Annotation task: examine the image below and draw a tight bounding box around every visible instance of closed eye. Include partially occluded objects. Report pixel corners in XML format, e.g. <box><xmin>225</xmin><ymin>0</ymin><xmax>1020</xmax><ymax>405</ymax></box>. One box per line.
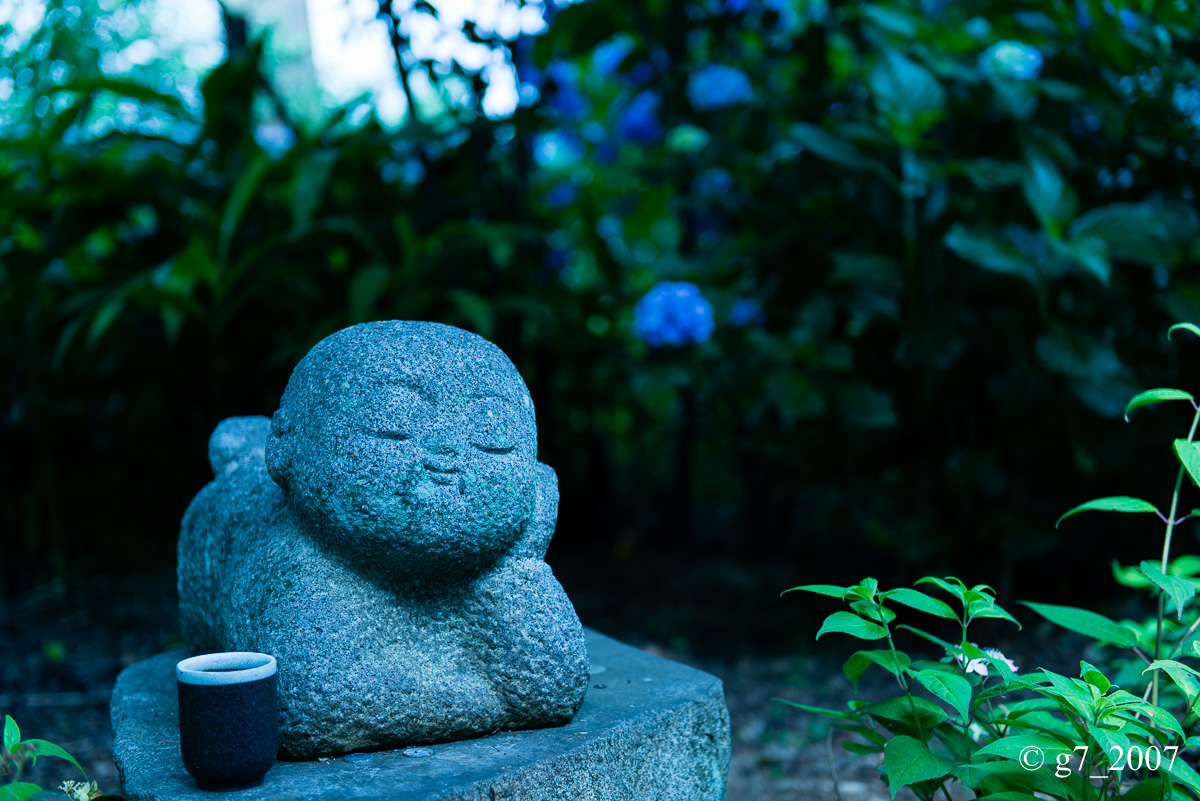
<box><xmin>374</xmin><ymin>431</ymin><xmax>410</xmax><ymax>441</ymax></box>
<box><xmin>474</xmin><ymin>444</ymin><xmax>515</xmax><ymax>454</ymax></box>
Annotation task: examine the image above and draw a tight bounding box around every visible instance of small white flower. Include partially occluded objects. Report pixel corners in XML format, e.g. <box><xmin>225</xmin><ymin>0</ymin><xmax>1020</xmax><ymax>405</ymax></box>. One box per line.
<box><xmin>59</xmin><ymin>781</ymin><xmax>100</xmax><ymax>801</ymax></box>
<box><xmin>956</xmin><ymin>644</ymin><xmax>1018</xmax><ymax>677</ymax></box>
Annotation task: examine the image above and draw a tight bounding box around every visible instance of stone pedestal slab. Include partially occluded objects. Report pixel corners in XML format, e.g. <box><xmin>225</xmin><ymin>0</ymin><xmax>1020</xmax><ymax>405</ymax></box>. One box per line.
<box><xmin>111</xmin><ymin>629</ymin><xmax>730</xmax><ymax>801</ymax></box>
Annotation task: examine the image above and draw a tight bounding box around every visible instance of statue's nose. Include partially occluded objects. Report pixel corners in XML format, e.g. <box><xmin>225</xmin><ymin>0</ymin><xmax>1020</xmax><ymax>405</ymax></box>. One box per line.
<box><xmin>424</xmin><ymin>435</ymin><xmax>458</xmax><ymax>456</ymax></box>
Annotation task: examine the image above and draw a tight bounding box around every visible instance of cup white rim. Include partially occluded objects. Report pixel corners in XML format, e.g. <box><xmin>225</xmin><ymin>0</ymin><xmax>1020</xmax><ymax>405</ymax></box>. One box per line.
<box><xmin>176</xmin><ymin>652</ymin><xmax>277</xmax><ymax>685</ymax></box>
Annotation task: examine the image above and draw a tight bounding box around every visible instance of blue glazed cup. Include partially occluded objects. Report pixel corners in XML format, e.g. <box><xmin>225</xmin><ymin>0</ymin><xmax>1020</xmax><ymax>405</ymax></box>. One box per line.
<box><xmin>176</xmin><ymin>652</ymin><xmax>278</xmax><ymax>790</ymax></box>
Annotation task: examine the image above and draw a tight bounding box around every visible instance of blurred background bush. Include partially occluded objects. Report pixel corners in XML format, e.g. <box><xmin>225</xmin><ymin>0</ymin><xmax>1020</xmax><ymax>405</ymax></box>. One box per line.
<box><xmin>4</xmin><ymin>0</ymin><xmax>1200</xmax><ymax>655</ymax></box>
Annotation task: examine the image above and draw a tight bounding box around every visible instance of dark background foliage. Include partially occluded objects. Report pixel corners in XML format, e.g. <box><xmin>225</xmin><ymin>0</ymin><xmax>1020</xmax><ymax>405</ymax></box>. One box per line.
<box><xmin>4</xmin><ymin>0</ymin><xmax>1200</xmax><ymax>657</ymax></box>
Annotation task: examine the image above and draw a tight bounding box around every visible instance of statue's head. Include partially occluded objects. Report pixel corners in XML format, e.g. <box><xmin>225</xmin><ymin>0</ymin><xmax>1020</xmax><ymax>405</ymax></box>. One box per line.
<box><xmin>265</xmin><ymin>321</ymin><xmax>539</xmax><ymax>583</ymax></box>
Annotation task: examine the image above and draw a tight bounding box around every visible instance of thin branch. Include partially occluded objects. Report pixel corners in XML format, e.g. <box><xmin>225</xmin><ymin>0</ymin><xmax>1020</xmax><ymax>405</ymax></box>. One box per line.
<box><xmin>377</xmin><ymin>0</ymin><xmax>422</xmax><ymax>125</ymax></box>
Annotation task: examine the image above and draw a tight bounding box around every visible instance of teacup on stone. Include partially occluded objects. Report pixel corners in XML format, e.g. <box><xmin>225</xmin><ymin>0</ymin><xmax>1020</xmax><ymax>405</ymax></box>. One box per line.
<box><xmin>178</xmin><ymin>321</ymin><xmax>588</xmax><ymax>759</ymax></box>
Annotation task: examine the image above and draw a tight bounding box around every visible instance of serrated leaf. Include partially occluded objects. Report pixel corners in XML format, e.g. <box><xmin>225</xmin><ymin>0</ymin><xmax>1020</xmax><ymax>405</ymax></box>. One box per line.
<box><xmin>1169</xmin><ymin>323</ymin><xmax>1200</xmax><ymax>341</ymax></box>
<box><xmin>816</xmin><ymin>611</ymin><xmax>888</xmax><ymax>641</ymax></box>
<box><xmin>781</xmin><ymin>583</ymin><xmax>847</xmax><ymax>598</ymax></box>
<box><xmin>25</xmin><ymin>738</ymin><xmax>85</xmax><ymax>775</ymax></box>
<box><xmin>1141</xmin><ymin>561</ymin><xmax>1197</xmax><ymax>619</ymax></box>
<box><xmin>1144</xmin><ymin>659</ymin><xmax>1200</xmax><ymax>709</ymax></box>
<box><xmin>868</xmin><ymin>696</ymin><xmax>948</xmax><ymax>737</ymax></box>
<box><xmin>908</xmin><ymin>668</ymin><xmax>972</xmax><ymax>722</ymax></box>
<box><xmin>1124</xmin><ymin>389</ymin><xmax>1195</xmax><ymax>422</ymax></box>
<box><xmin>1057</xmin><ymin>496</ymin><xmax>1161</xmax><ymax>528</ymax></box>
<box><xmin>884</xmin><ymin>588</ymin><xmax>957</xmax><ymax>619</ymax></box>
<box><xmin>972</xmin><ymin>733</ymin><xmax>1076</xmax><ymax>764</ymax></box>
<box><xmin>884</xmin><ymin>735</ymin><xmax>954</xmax><ymax>797</ymax></box>
<box><xmin>844</xmin><ymin>650</ymin><xmax>911</xmax><ymax>689</ymax></box>
<box><xmin>1175</xmin><ymin>439</ymin><xmax>1200</xmax><ymax>488</ymax></box>
<box><xmin>1021</xmin><ymin>602</ymin><xmax>1139</xmax><ymax>648</ymax></box>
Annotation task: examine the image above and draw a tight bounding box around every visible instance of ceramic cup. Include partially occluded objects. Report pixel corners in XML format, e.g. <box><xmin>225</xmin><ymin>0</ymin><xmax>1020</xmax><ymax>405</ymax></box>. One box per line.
<box><xmin>176</xmin><ymin>652</ymin><xmax>278</xmax><ymax>790</ymax></box>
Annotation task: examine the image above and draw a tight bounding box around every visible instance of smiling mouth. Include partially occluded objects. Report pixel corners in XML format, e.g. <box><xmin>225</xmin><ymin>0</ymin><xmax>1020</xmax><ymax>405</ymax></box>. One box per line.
<box><xmin>425</xmin><ymin>466</ymin><xmax>459</xmax><ymax>485</ymax></box>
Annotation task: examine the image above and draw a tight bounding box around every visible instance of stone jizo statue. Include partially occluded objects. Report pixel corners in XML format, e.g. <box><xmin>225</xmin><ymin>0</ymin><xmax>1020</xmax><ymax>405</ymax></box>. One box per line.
<box><xmin>178</xmin><ymin>321</ymin><xmax>589</xmax><ymax>759</ymax></box>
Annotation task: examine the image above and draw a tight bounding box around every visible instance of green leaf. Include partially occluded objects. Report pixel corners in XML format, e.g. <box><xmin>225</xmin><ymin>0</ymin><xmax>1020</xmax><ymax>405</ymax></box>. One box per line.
<box><xmin>782</xmin><ymin>584</ymin><xmax>847</xmax><ymax>599</ymax></box>
<box><xmin>883</xmin><ymin>588</ymin><xmax>957</xmax><ymax>619</ymax></box>
<box><xmin>883</xmin><ymin>736</ymin><xmax>954</xmax><ymax>797</ymax></box>
<box><xmin>816</xmin><ymin>611</ymin><xmax>888</xmax><ymax>641</ymax></box>
<box><xmin>844</xmin><ymin>650</ymin><xmax>911</xmax><ymax>689</ymax></box>
<box><xmin>291</xmin><ymin>149</ymin><xmax>338</xmax><ymax>230</ymax></box>
<box><xmin>954</xmin><ymin>760</ymin><xmax>1074</xmax><ymax>798</ymax></box>
<box><xmin>772</xmin><ymin>698</ymin><xmax>860</xmax><ymax>722</ymax></box>
<box><xmin>944</xmin><ymin>224</ymin><xmax>1034</xmax><ymax>281</ymax></box>
<box><xmin>1022</xmin><ymin>153</ymin><xmax>1077</xmax><ymax>237</ymax></box>
<box><xmin>25</xmin><ymin>738</ymin><xmax>86</xmax><ymax>775</ymax></box>
<box><xmin>1067</xmin><ymin>202</ymin><xmax>1174</xmax><ymax>266</ymax></box>
<box><xmin>1174</xmin><ymin>439</ymin><xmax>1200</xmax><ymax>488</ymax></box>
<box><xmin>907</xmin><ymin>668</ymin><xmax>972</xmax><ymax>722</ymax></box>
<box><xmin>1144</xmin><ymin>660</ymin><xmax>1200</xmax><ymax>708</ymax></box>
<box><xmin>1141</xmin><ymin>561</ymin><xmax>1197</xmax><ymax>619</ymax></box>
<box><xmin>789</xmin><ymin>123</ymin><xmax>869</xmax><ymax>171</ymax></box>
<box><xmin>218</xmin><ymin>152</ymin><xmax>271</xmax><ymax>265</ymax></box>
<box><xmin>1056</xmin><ymin>496</ymin><xmax>1161</xmax><ymax>527</ymax></box>
<box><xmin>915</xmin><ymin>576</ymin><xmax>967</xmax><ymax>604</ymax></box>
<box><xmin>1020</xmin><ymin>602</ymin><xmax>1139</xmax><ymax>648</ymax></box>
<box><xmin>1169</xmin><ymin>323</ymin><xmax>1200</xmax><ymax>342</ymax></box>
<box><xmin>4</xmin><ymin>715</ymin><xmax>19</xmax><ymax>749</ymax></box>
<box><xmin>1079</xmin><ymin>661</ymin><xmax>1111</xmax><ymax>692</ymax></box>
<box><xmin>869</xmin><ymin>49</ymin><xmax>944</xmax><ymax>141</ymax></box>
<box><xmin>972</xmin><ymin>733</ymin><xmax>1076</xmax><ymax>765</ymax></box>
<box><xmin>967</xmin><ymin>597</ymin><xmax>1023</xmax><ymax>630</ymax></box>
<box><xmin>958</xmin><ymin>159</ymin><xmax>1027</xmax><ymax>191</ymax></box>
<box><xmin>61</xmin><ymin>75</ymin><xmax>190</xmax><ymax>114</ymax></box>
<box><xmin>842</xmin><ymin>739</ymin><xmax>884</xmax><ymax>755</ymax></box>
<box><xmin>0</xmin><ymin>784</ymin><xmax>46</xmax><ymax>801</ymax></box>
<box><xmin>868</xmin><ymin>696</ymin><xmax>948</xmax><ymax>737</ymax></box>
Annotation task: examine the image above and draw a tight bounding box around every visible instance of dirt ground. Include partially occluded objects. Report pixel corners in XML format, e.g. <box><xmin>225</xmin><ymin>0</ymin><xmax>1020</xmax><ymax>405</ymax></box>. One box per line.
<box><xmin>0</xmin><ymin>570</ymin><xmax>918</xmax><ymax>800</ymax></box>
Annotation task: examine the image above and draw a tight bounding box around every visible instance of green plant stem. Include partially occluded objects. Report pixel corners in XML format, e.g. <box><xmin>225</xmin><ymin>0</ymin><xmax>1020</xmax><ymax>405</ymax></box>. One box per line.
<box><xmin>1167</xmin><ymin>614</ymin><xmax>1200</xmax><ymax>660</ymax></box>
<box><xmin>1153</xmin><ymin>404</ymin><xmax>1200</xmax><ymax>706</ymax></box>
<box><xmin>880</xmin><ymin>612</ymin><xmax>926</xmax><ymax>742</ymax></box>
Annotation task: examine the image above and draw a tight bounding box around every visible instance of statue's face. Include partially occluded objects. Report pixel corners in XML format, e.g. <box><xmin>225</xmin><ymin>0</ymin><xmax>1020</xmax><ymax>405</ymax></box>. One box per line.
<box><xmin>273</xmin><ymin>325</ymin><xmax>538</xmax><ymax>582</ymax></box>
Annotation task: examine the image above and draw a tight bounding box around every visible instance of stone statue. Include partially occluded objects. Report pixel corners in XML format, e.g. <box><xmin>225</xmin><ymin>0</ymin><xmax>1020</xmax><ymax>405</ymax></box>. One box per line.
<box><xmin>178</xmin><ymin>321</ymin><xmax>589</xmax><ymax>759</ymax></box>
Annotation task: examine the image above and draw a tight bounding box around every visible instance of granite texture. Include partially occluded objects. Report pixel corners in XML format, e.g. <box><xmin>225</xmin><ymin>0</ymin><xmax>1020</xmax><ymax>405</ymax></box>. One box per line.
<box><xmin>177</xmin><ymin>321</ymin><xmax>588</xmax><ymax>759</ymax></box>
<box><xmin>112</xmin><ymin>630</ymin><xmax>731</xmax><ymax>801</ymax></box>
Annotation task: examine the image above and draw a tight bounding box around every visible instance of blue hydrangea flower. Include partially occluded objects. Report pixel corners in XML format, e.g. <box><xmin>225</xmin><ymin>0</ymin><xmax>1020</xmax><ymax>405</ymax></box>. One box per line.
<box><xmin>545</xmin><ymin>61</ymin><xmax>589</xmax><ymax>119</ymax></box>
<box><xmin>1173</xmin><ymin>82</ymin><xmax>1200</xmax><ymax>130</ymax></box>
<box><xmin>1118</xmin><ymin>8</ymin><xmax>1137</xmax><ymax>30</ymax></box>
<box><xmin>728</xmin><ymin>298</ymin><xmax>765</xmax><ymax>327</ymax></box>
<box><xmin>724</xmin><ymin>0</ymin><xmax>752</xmax><ymax>13</ymax></box>
<box><xmin>633</xmin><ymin>282</ymin><xmax>715</xmax><ymax>347</ymax></box>
<box><xmin>694</xmin><ymin>167</ymin><xmax>734</xmax><ymax>197</ymax></box>
<box><xmin>980</xmin><ymin>41</ymin><xmax>1044</xmax><ymax>81</ymax></box>
<box><xmin>687</xmin><ymin>64</ymin><xmax>753</xmax><ymax>110</ymax></box>
<box><xmin>593</xmin><ymin>36</ymin><xmax>634</xmax><ymax>77</ymax></box>
<box><xmin>533</xmin><ymin>130</ymin><xmax>584</xmax><ymax>169</ymax></box>
<box><xmin>615</xmin><ymin>91</ymin><xmax>663</xmax><ymax>144</ymax></box>
<box><xmin>1075</xmin><ymin>1</ymin><xmax>1092</xmax><ymax>29</ymax></box>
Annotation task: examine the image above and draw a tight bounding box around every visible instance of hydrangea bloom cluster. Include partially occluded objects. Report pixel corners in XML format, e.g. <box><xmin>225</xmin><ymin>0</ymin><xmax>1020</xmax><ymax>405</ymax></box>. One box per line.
<box><xmin>1174</xmin><ymin>82</ymin><xmax>1200</xmax><ymax>131</ymax></box>
<box><xmin>593</xmin><ymin>36</ymin><xmax>634</xmax><ymax>77</ymax></box>
<box><xmin>980</xmin><ymin>41</ymin><xmax>1044</xmax><ymax>81</ymax></box>
<box><xmin>633</xmin><ymin>282</ymin><xmax>715</xmax><ymax>347</ymax></box>
<box><xmin>687</xmin><ymin>64</ymin><xmax>754</xmax><ymax>111</ymax></box>
<box><xmin>616</xmin><ymin>91</ymin><xmax>663</xmax><ymax>144</ymax></box>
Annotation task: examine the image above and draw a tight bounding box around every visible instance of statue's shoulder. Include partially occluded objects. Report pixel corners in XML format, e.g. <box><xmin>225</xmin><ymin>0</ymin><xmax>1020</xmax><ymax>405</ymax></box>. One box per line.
<box><xmin>182</xmin><ymin>416</ymin><xmax>284</xmax><ymax>526</ymax></box>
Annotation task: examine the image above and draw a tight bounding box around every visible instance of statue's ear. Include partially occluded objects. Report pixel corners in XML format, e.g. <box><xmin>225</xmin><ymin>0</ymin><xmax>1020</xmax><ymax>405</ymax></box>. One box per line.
<box><xmin>264</xmin><ymin>408</ymin><xmax>292</xmax><ymax>491</ymax></box>
<box><xmin>514</xmin><ymin>462</ymin><xmax>558</xmax><ymax>559</ymax></box>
